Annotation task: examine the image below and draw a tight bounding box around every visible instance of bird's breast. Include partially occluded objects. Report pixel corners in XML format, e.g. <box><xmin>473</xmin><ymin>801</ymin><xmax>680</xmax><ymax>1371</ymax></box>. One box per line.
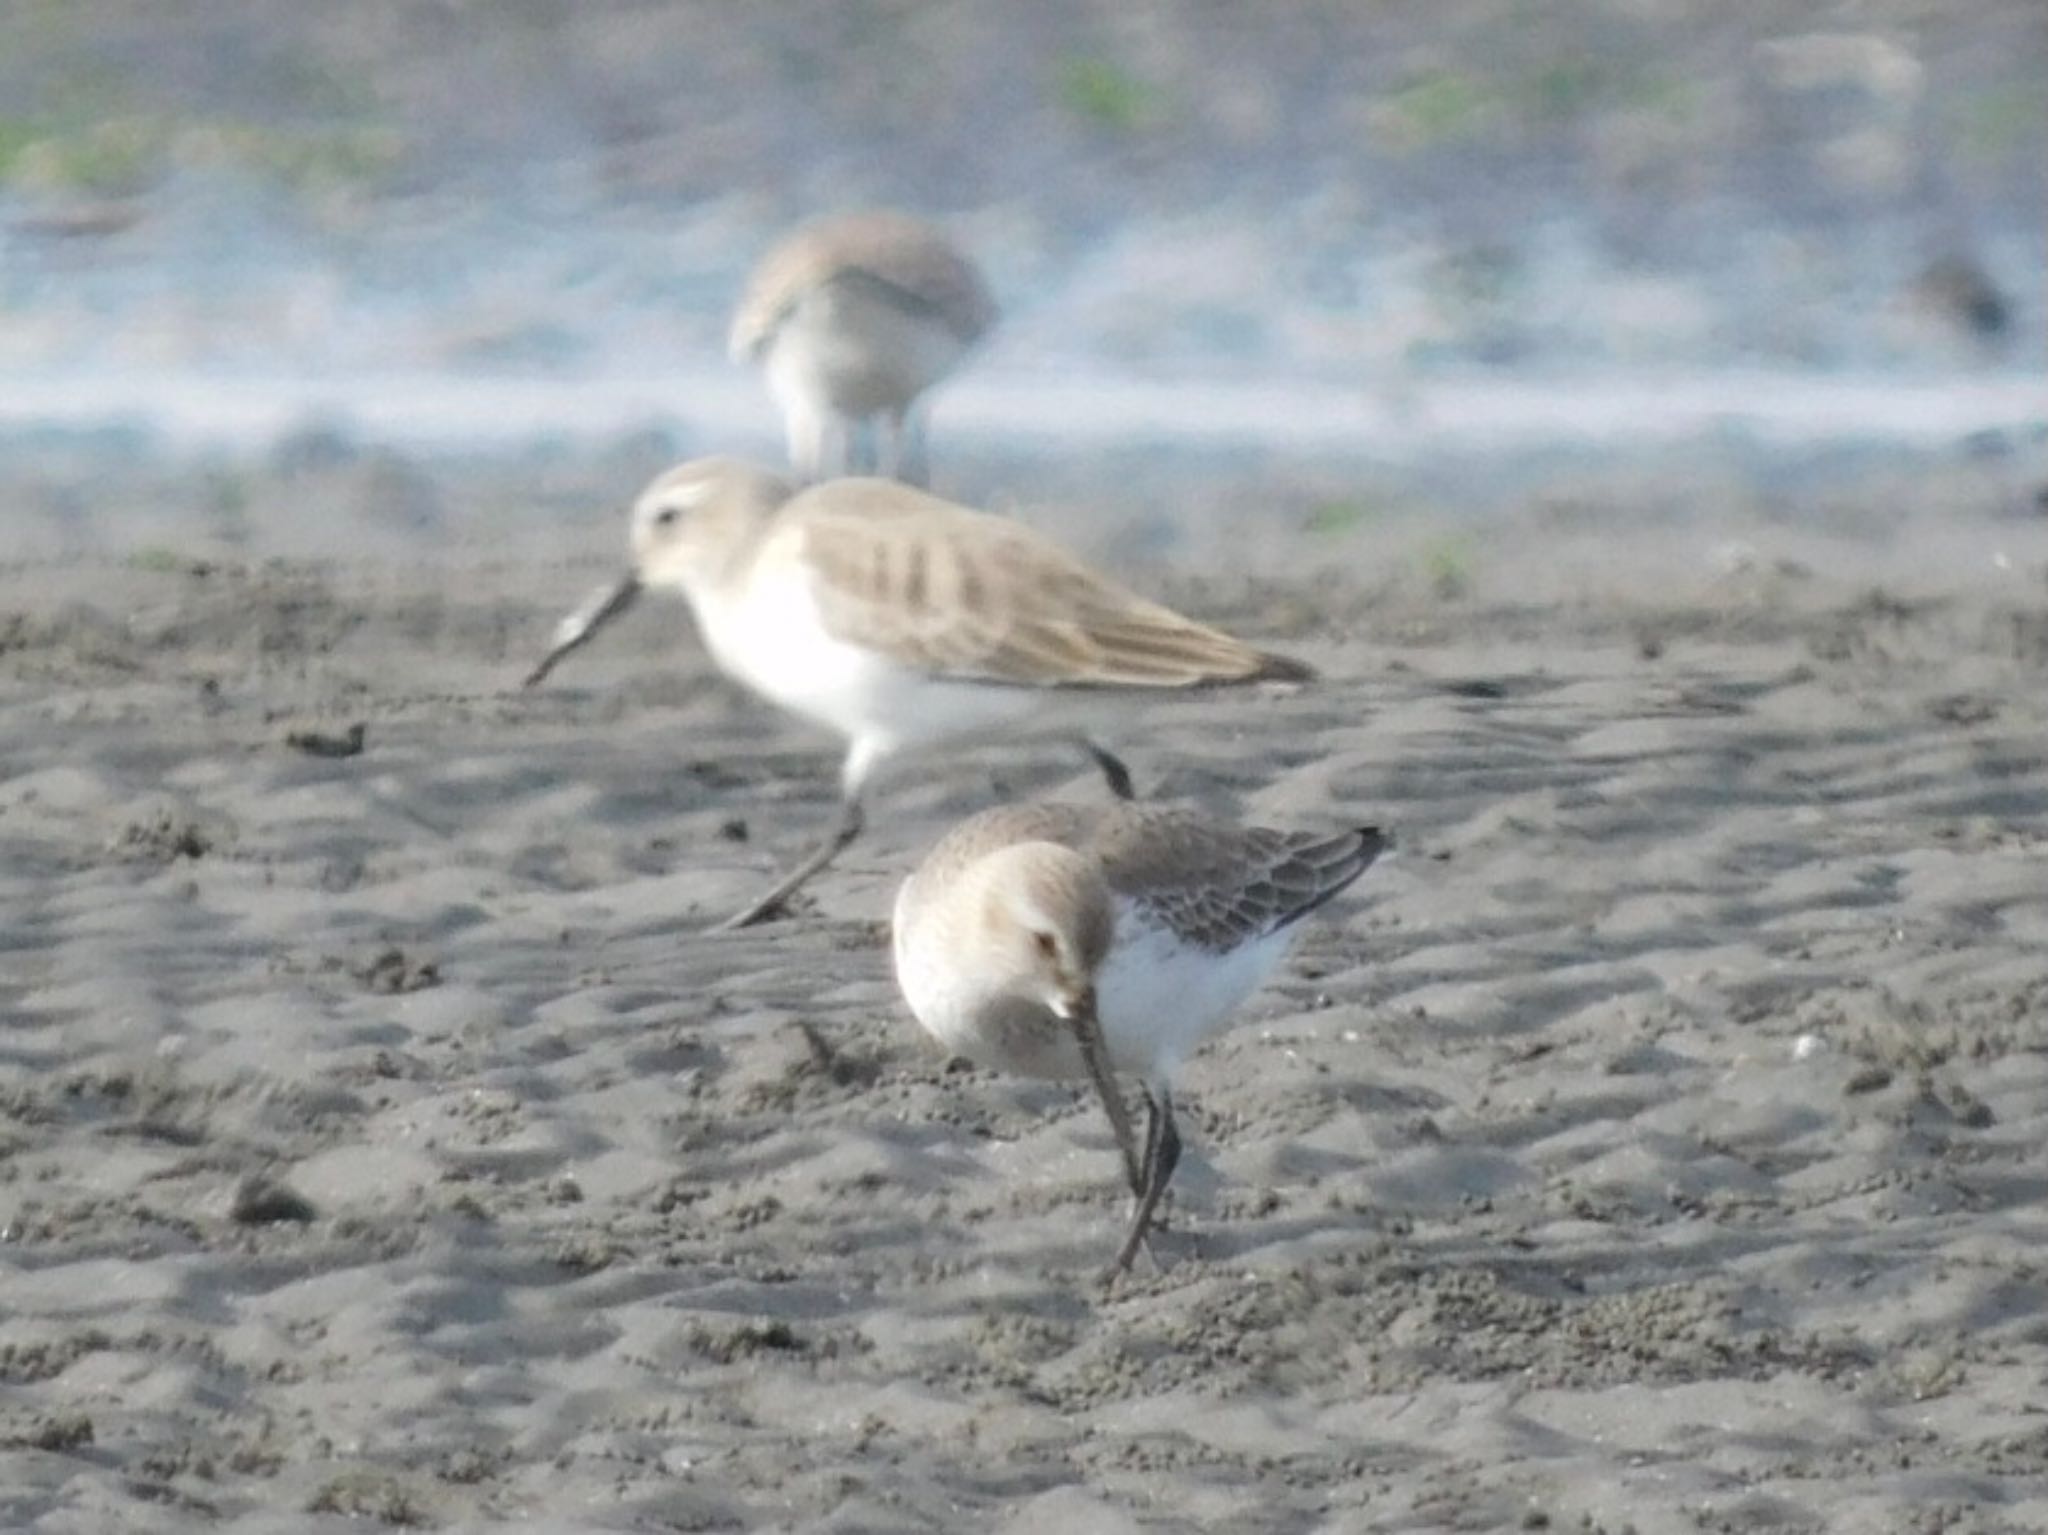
<box><xmin>689</xmin><ymin>562</ymin><xmax>890</xmax><ymax>740</ymax></box>
<box><xmin>693</xmin><ymin>558</ymin><xmax>1045</xmax><ymax>763</ymax></box>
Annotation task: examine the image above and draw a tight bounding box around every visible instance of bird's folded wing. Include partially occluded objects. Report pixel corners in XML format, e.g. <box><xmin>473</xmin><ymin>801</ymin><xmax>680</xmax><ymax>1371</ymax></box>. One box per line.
<box><xmin>1093</xmin><ymin>813</ymin><xmax>1385</xmax><ymax>952</ymax></box>
<box><xmin>801</xmin><ymin>491</ymin><xmax>1300</xmax><ymax>689</ymax></box>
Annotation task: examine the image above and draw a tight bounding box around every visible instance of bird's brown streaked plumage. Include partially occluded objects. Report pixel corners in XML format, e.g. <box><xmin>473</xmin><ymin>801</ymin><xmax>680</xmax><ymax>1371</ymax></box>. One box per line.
<box><xmin>796</xmin><ymin>479</ymin><xmax>1313</xmax><ymax>689</ymax></box>
<box><xmin>729</xmin><ymin>211</ymin><xmax>998</xmax><ymax>362</ymax></box>
<box><xmin>522</xmin><ymin>457</ymin><xmax>1315</xmax><ymax>930</ymax></box>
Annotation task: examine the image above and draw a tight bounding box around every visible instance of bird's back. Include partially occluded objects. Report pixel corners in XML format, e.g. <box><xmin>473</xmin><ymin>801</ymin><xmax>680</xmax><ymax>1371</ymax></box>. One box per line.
<box><xmin>902</xmin><ymin>801</ymin><xmax>1383</xmax><ymax>954</ymax></box>
<box><xmin>731</xmin><ymin>212</ymin><xmax>997</xmax><ymax>361</ymax></box>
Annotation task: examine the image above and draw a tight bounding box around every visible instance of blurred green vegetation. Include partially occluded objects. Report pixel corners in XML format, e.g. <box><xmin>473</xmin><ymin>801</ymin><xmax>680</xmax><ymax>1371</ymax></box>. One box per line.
<box><xmin>0</xmin><ymin>47</ymin><xmax>404</xmax><ymax>201</ymax></box>
<box><xmin>0</xmin><ymin>0</ymin><xmax>2030</xmax><ymax>335</ymax></box>
<box><xmin>1526</xmin><ymin>59</ymin><xmax>1610</xmax><ymax>121</ymax></box>
<box><xmin>192</xmin><ymin>123</ymin><xmax>408</xmax><ymax>196</ymax></box>
<box><xmin>1518</xmin><ymin>59</ymin><xmax>1698</xmax><ymax>125</ymax></box>
<box><xmin>1947</xmin><ymin>81</ymin><xmax>2047</xmax><ymax>163</ymax></box>
<box><xmin>1305</xmin><ymin>496</ymin><xmax>1389</xmax><ymax>537</ymax></box>
<box><xmin>1377</xmin><ymin>69</ymin><xmax>1500</xmax><ymax>151</ymax></box>
<box><xmin>0</xmin><ymin>111</ymin><xmax>405</xmax><ymax>199</ymax></box>
<box><xmin>1418</xmin><ymin>534</ymin><xmax>1477</xmax><ymax>600</ymax></box>
<box><xmin>1306</xmin><ymin>500</ymin><xmax>1367</xmax><ymax>537</ymax></box>
<box><xmin>1057</xmin><ymin>55</ymin><xmax>1161</xmax><ymax>134</ymax></box>
<box><xmin>0</xmin><ymin>117</ymin><xmax>156</xmax><ymax>195</ymax></box>
<box><xmin>1375</xmin><ymin>59</ymin><xmax>1698</xmax><ymax>153</ymax></box>
<box><xmin>125</xmin><ymin>545</ymin><xmax>194</xmax><ymax>574</ymax></box>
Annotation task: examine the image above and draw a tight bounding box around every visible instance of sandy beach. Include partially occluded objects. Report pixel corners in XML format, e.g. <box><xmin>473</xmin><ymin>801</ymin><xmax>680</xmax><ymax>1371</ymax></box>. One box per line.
<box><xmin>3</xmin><ymin>0</ymin><xmax>2045</xmax><ymax>1522</ymax></box>
<box><xmin>3</xmin><ymin>439</ymin><xmax>2046</xmax><ymax>1531</ymax></box>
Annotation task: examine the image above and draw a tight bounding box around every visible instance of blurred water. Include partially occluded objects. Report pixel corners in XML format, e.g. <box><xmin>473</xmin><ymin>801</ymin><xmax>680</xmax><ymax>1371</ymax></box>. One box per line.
<box><xmin>2</xmin><ymin>362</ymin><xmax>2038</xmax><ymax>458</ymax></box>
<box><xmin>0</xmin><ymin>1</ymin><xmax>2041</xmax><ymax>494</ymax></box>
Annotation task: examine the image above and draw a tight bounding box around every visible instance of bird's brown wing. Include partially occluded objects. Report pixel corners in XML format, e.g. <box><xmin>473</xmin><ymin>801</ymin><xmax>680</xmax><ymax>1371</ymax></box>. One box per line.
<box><xmin>798</xmin><ymin>482</ymin><xmax>1309</xmax><ymax>690</ymax></box>
<box><xmin>1090</xmin><ymin>809</ymin><xmax>1387</xmax><ymax>953</ymax></box>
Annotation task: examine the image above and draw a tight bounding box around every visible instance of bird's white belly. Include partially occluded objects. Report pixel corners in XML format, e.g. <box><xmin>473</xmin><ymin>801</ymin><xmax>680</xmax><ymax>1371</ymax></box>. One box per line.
<box><xmin>1094</xmin><ymin>912</ymin><xmax>1292</xmax><ymax>1079</ymax></box>
<box><xmin>893</xmin><ymin>897</ymin><xmax>1292</xmax><ymax>1085</ymax></box>
<box><xmin>693</xmin><ymin>565</ymin><xmax>1041</xmax><ymax>760</ymax></box>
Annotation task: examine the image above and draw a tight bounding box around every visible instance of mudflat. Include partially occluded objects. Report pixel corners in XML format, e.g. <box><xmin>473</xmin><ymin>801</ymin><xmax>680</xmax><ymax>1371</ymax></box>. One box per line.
<box><xmin>3</xmin><ymin>451</ymin><xmax>2047</xmax><ymax>1531</ymax></box>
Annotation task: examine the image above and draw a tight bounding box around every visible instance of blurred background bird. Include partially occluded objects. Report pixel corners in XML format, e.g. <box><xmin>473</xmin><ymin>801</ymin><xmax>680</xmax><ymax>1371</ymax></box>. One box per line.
<box><xmin>728</xmin><ymin>211</ymin><xmax>997</xmax><ymax>486</ymax></box>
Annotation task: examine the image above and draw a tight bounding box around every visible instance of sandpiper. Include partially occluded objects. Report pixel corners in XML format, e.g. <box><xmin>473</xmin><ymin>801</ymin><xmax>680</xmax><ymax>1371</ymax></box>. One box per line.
<box><xmin>523</xmin><ymin>459</ymin><xmax>1312</xmax><ymax>930</ymax></box>
<box><xmin>730</xmin><ymin>211</ymin><xmax>997</xmax><ymax>485</ymax></box>
<box><xmin>893</xmin><ymin>801</ymin><xmax>1386</xmax><ymax>1275</ymax></box>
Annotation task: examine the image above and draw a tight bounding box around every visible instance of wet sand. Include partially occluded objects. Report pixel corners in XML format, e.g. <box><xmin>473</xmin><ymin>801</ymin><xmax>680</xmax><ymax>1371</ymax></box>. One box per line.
<box><xmin>3</xmin><ymin>449</ymin><xmax>2048</xmax><ymax>1531</ymax></box>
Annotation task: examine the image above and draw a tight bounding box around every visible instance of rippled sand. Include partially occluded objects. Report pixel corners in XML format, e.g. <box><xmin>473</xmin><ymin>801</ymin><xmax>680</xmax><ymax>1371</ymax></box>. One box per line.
<box><xmin>3</xmin><ymin>450</ymin><xmax>2047</xmax><ymax>1530</ymax></box>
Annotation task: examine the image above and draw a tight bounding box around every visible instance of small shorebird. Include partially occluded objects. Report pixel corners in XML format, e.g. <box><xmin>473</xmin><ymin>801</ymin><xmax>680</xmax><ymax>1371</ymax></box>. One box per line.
<box><xmin>523</xmin><ymin>458</ymin><xmax>1312</xmax><ymax>930</ymax></box>
<box><xmin>893</xmin><ymin>801</ymin><xmax>1386</xmax><ymax>1275</ymax></box>
<box><xmin>730</xmin><ymin>211</ymin><xmax>997</xmax><ymax>485</ymax></box>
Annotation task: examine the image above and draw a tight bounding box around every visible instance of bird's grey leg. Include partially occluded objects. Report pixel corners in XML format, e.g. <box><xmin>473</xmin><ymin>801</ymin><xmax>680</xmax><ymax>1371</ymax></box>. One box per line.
<box><xmin>785</xmin><ymin>398</ymin><xmax>829</xmax><ymax>484</ymax></box>
<box><xmin>825</xmin><ymin>416</ymin><xmax>855</xmax><ymax>480</ymax></box>
<box><xmin>885</xmin><ymin>407</ymin><xmax>930</xmax><ymax>488</ymax></box>
<box><xmin>713</xmin><ymin>797</ymin><xmax>865</xmax><ymax>931</ymax></box>
<box><xmin>879</xmin><ymin>408</ymin><xmax>906</xmax><ymax>482</ymax></box>
<box><xmin>846</xmin><ymin>416</ymin><xmax>879</xmax><ymax>477</ymax></box>
<box><xmin>1112</xmin><ymin>1086</ymin><xmax>1181</xmax><ymax>1276</ymax></box>
<box><xmin>1076</xmin><ymin>737</ymin><xmax>1137</xmax><ymax>801</ymax></box>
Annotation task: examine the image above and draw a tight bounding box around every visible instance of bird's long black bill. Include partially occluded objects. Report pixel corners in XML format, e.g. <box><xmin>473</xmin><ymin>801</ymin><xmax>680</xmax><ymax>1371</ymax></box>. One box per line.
<box><xmin>522</xmin><ymin>574</ymin><xmax>642</xmax><ymax>688</ymax></box>
<box><xmin>1062</xmin><ymin>990</ymin><xmax>1144</xmax><ymax>1204</ymax></box>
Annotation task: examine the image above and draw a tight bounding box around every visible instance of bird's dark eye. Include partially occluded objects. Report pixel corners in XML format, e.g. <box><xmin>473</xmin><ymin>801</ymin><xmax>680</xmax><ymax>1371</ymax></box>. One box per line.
<box><xmin>1033</xmin><ymin>931</ymin><xmax>1058</xmax><ymax>961</ymax></box>
<box><xmin>652</xmin><ymin>506</ymin><xmax>681</xmax><ymax>528</ymax></box>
